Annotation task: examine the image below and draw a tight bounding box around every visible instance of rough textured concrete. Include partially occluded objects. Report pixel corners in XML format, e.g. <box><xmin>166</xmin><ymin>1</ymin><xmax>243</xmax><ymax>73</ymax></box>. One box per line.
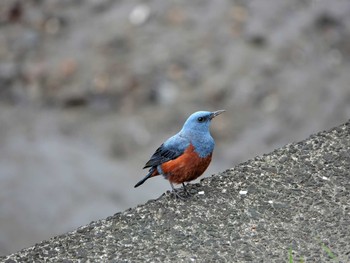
<box><xmin>2</xmin><ymin>121</ymin><xmax>350</xmax><ymax>262</ymax></box>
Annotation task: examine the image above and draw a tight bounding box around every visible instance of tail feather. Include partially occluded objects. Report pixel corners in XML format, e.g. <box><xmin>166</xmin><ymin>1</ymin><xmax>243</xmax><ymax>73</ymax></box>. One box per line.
<box><xmin>134</xmin><ymin>169</ymin><xmax>154</xmax><ymax>188</ymax></box>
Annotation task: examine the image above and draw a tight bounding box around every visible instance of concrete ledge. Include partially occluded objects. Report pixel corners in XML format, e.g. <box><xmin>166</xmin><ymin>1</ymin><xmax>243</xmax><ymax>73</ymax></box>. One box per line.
<box><xmin>2</xmin><ymin>121</ymin><xmax>350</xmax><ymax>262</ymax></box>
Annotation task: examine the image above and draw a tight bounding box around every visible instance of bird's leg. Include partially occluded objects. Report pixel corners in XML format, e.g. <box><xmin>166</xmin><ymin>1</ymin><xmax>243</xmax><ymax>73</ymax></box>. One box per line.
<box><xmin>182</xmin><ymin>183</ymin><xmax>192</xmax><ymax>197</ymax></box>
<box><xmin>169</xmin><ymin>182</ymin><xmax>185</xmax><ymax>200</ymax></box>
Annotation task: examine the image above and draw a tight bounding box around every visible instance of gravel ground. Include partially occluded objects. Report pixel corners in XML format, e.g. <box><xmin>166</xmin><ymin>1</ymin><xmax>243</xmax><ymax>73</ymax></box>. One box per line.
<box><xmin>1</xmin><ymin>0</ymin><xmax>350</xmax><ymax>256</ymax></box>
<box><xmin>1</xmin><ymin>121</ymin><xmax>350</xmax><ymax>262</ymax></box>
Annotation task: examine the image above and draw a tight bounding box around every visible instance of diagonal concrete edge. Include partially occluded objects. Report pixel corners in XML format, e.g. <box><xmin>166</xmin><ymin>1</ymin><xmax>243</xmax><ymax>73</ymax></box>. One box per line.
<box><xmin>2</xmin><ymin>121</ymin><xmax>350</xmax><ymax>262</ymax></box>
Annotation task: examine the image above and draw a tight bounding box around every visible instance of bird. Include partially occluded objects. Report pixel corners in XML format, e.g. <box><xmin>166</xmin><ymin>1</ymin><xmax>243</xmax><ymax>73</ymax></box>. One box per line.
<box><xmin>134</xmin><ymin>110</ymin><xmax>225</xmax><ymax>198</ymax></box>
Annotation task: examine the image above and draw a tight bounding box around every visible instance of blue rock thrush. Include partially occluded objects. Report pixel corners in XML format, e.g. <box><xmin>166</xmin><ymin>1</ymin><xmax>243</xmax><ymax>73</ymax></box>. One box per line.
<box><xmin>134</xmin><ymin>110</ymin><xmax>225</xmax><ymax>198</ymax></box>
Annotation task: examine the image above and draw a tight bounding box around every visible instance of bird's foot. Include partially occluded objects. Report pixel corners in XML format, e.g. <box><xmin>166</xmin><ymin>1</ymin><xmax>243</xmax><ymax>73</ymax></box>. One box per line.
<box><xmin>181</xmin><ymin>183</ymin><xmax>193</xmax><ymax>197</ymax></box>
<box><xmin>171</xmin><ymin>189</ymin><xmax>187</xmax><ymax>200</ymax></box>
<box><xmin>169</xmin><ymin>182</ymin><xmax>190</xmax><ymax>200</ymax></box>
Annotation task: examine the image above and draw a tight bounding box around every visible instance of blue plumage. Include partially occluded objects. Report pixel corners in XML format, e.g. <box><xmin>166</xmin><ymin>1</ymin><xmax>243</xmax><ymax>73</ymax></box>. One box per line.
<box><xmin>145</xmin><ymin>111</ymin><xmax>217</xmax><ymax>166</ymax></box>
<box><xmin>135</xmin><ymin>110</ymin><xmax>225</xmax><ymax>198</ymax></box>
<box><xmin>179</xmin><ymin>111</ymin><xmax>216</xmax><ymax>158</ymax></box>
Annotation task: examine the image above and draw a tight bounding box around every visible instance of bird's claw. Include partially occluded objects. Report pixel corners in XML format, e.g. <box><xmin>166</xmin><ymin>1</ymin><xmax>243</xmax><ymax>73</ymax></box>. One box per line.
<box><xmin>172</xmin><ymin>190</ymin><xmax>187</xmax><ymax>200</ymax></box>
<box><xmin>168</xmin><ymin>183</ymin><xmax>193</xmax><ymax>200</ymax></box>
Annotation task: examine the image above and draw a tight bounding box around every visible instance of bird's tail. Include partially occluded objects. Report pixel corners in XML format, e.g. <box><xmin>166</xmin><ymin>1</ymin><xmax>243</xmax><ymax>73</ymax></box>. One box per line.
<box><xmin>134</xmin><ymin>169</ymin><xmax>154</xmax><ymax>188</ymax></box>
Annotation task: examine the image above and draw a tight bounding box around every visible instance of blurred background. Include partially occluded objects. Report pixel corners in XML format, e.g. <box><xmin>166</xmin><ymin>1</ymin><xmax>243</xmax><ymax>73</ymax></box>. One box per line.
<box><xmin>1</xmin><ymin>0</ymin><xmax>350</xmax><ymax>256</ymax></box>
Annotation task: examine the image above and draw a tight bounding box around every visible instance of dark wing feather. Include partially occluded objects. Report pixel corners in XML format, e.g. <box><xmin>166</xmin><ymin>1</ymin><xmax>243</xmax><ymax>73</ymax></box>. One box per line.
<box><xmin>143</xmin><ymin>133</ymin><xmax>190</xmax><ymax>168</ymax></box>
<box><xmin>143</xmin><ymin>143</ymin><xmax>185</xmax><ymax>168</ymax></box>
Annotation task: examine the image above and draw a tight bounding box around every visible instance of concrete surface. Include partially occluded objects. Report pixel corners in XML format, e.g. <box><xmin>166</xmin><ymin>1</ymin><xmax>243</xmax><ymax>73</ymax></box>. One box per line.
<box><xmin>1</xmin><ymin>121</ymin><xmax>349</xmax><ymax>262</ymax></box>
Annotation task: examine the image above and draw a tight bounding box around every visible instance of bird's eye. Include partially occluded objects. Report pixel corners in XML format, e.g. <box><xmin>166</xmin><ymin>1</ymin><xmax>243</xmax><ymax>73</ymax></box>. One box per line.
<box><xmin>197</xmin><ymin>117</ymin><xmax>205</xmax><ymax>122</ymax></box>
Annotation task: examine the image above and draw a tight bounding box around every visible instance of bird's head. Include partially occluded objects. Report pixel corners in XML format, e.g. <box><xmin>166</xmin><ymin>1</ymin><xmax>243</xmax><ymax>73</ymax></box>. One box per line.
<box><xmin>181</xmin><ymin>110</ymin><xmax>225</xmax><ymax>134</ymax></box>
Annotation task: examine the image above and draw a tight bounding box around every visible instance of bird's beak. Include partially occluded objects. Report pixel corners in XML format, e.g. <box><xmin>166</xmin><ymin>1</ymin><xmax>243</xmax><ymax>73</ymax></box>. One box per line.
<box><xmin>210</xmin><ymin>110</ymin><xmax>225</xmax><ymax>119</ymax></box>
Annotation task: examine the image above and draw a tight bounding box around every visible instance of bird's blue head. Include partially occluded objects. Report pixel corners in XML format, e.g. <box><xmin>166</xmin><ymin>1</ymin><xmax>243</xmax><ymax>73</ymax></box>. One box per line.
<box><xmin>181</xmin><ymin>110</ymin><xmax>225</xmax><ymax>134</ymax></box>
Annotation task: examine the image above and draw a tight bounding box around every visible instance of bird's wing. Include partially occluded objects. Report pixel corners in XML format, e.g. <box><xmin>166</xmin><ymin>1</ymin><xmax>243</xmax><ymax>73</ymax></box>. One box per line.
<box><xmin>143</xmin><ymin>134</ymin><xmax>189</xmax><ymax>168</ymax></box>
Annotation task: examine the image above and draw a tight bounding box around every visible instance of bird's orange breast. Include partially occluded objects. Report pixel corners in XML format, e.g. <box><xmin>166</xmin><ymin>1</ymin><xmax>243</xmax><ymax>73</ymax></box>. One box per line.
<box><xmin>152</xmin><ymin>144</ymin><xmax>212</xmax><ymax>184</ymax></box>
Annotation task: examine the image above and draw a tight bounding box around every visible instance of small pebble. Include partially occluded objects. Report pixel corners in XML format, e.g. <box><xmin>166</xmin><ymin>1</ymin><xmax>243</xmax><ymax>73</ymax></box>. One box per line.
<box><xmin>129</xmin><ymin>4</ymin><xmax>150</xmax><ymax>25</ymax></box>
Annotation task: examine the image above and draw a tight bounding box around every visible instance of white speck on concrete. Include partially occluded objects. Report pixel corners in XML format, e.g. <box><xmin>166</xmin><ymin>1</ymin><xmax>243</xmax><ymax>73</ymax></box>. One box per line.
<box><xmin>129</xmin><ymin>4</ymin><xmax>151</xmax><ymax>25</ymax></box>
